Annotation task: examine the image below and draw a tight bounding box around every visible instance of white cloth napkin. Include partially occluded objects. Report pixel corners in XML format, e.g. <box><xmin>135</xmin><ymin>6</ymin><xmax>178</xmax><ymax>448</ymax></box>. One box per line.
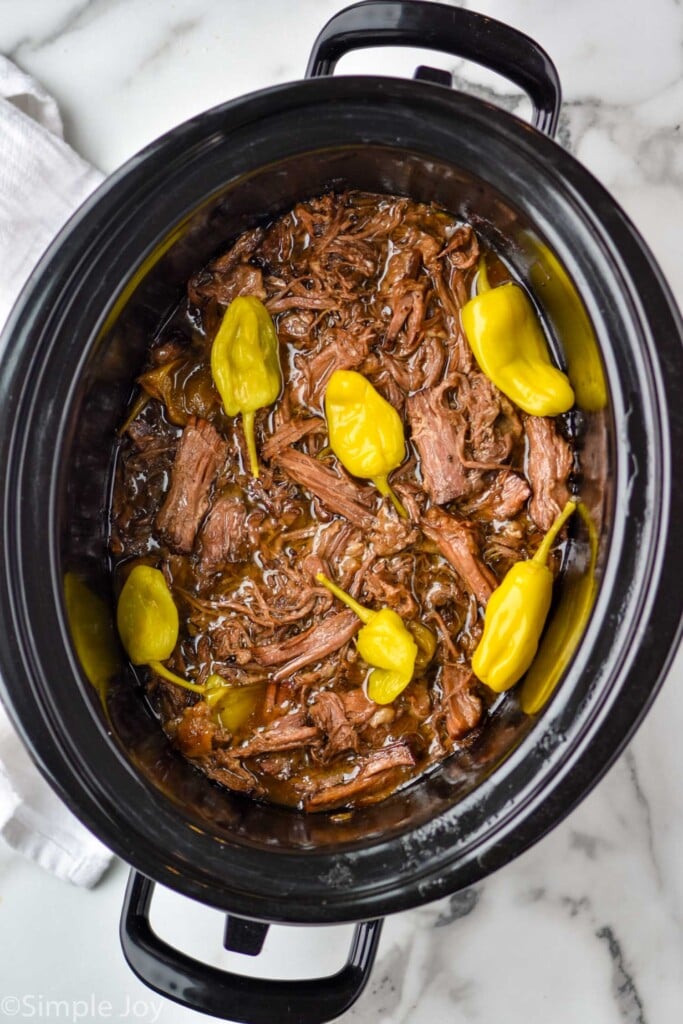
<box><xmin>0</xmin><ymin>56</ymin><xmax>112</xmax><ymax>886</ymax></box>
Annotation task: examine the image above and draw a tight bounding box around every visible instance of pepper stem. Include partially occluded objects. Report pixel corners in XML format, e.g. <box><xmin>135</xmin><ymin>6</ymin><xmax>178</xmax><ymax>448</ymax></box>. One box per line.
<box><xmin>315</xmin><ymin>572</ymin><xmax>373</xmax><ymax>624</ymax></box>
<box><xmin>476</xmin><ymin>253</ymin><xmax>491</xmax><ymax>295</ymax></box>
<box><xmin>148</xmin><ymin>660</ymin><xmax>207</xmax><ymax>694</ymax></box>
<box><xmin>532</xmin><ymin>500</ymin><xmax>577</xmax><ymax>566</ymax></box>
<box><xmin>243</xmin><ymin>410</ymin><xmax>259</xmax><ymax>478</ymax></box>
<box><xmin>372</xmin><ymin>475</ymin><xmax>408</xmax><ymax>519</ymax></box>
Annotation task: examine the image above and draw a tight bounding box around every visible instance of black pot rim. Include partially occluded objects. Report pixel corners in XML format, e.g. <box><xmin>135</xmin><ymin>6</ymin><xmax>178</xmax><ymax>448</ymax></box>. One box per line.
<box><xmin>1</xmin><ymin>74</ymin><xmax>683</xmax><ymax>923</ymax></box>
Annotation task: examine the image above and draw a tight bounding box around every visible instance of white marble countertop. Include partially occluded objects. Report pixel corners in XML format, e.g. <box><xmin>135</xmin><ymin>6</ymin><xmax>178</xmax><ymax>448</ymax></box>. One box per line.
<box><xmin>1</xmin><ymin>1</ymin><xmax>683</xmax><ymax>1021</ymax></box>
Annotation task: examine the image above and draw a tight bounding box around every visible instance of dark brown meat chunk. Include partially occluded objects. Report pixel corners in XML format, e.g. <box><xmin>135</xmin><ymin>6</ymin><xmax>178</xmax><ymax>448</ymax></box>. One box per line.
<box><xmin>309</xmin><ymin>691</ymin><xmax>358</xmax><ymax>759</ymax></box>
<box><xmin>252</xmin><ymin>610</ymin><xmax>360</xmax><ymax>677</ymax></box>
<box><xmin>300</xmin><ymin>326</ymin><xmax>373</xmax><ymax>406</ymax></box>
<box><xmin>460</xmin><ymin>472</ymin><xmax>531</xmax><ymax>522</ymax></box>
<box><xmin>157</xmin><ymin>417</ymin><xmax>227</xmax><ymax>552</ymax></box>
<box><xmin>364</xmin><ymin>560</ymin><xmax>419</xmax><ymax>619</ymax></box>
<box><xmin>198</xmin><ymin>493</ymin><xmax>249</xmax><ymax>570</ymax></box>
<box><xmin>261</xmin><ymin>417</ymin><xmax>325</xmax><ymax>461</ymax></box>
<box><xmin>342</xmin><ymin>689</ymin><xmax>379</xmax><ymax>726</ymax></box>
<box><xmin>266</xmin><ymin>293</ymin><xmax>339</xmax><ymax>313</ymax></box>
<box><xmin>463</xmin><ymin>371</ymin><xmax>522</xmax><ymax>466</ymax></box>
<box><xmin>524</xmin><ymin>415</ymin><xmax>573</xmax><ymax>530</ymax></box>
<box><xmin>233</xmin><ymin>711</ymin><xmax>320</xmax><ymax>759</ymax></box>
<box><xmin>407</xmin><ymin>386</ymin><xmax>467</xmax><ymax>504</ymax></box>
<box><xmin>385</xmin><ymin>286</ymin><xmax>426</xmax><ymax>350</ymax></box>
<box><xmin>201</xmin><ymin>752</ymin><xmax>263</xmax><ymax>796</ymax></box>
<box><xmin>403</xmin><ymin>681</ymin><xmax>431</xmax><ymax>721</ymax></box>
<box><xmin>368</xmin><ymin>504</ymin><xmax>420</xmax><ymax>556</ymax></box>
<box><xmin>440</xmin><ymin>664</ymin><xmax>483</xmax><ymax>740</ymax></box>
<box><xmin>174</xmin><ymin>702</ymin><xmax>217</xmax><ymax>759</ymax></box>
<box><xmin>276</xmin><ymin>448</ymin><xmax>374</xmax><ymax>529</ymax></box>
<box><xmin>438</xmin><ymin>225</ymin><xmax>480</xmax><ymax>268</ymax></box>
<box><xmin>188</xmin><ymin>227</ymin><xmax>266</xmax><ymax>307</ymax></box>
<box><xmin>305</xmin><ymin>742</ymin><xmax>416</xmax><ymax>810</ymax></box>
<box><xmin>380</xmin><ymin>247</ymin><xmax>421</xmax><ymax>294</ymax></box>
<box><xmin>125</xmin><ymin>415</ymin><xmax>177</xmax><ymax>455</ymax></box>
<box><xmin>422</xmin><ymin>507</ymin><xmax>497</xmax><ymax>605</ymax></box>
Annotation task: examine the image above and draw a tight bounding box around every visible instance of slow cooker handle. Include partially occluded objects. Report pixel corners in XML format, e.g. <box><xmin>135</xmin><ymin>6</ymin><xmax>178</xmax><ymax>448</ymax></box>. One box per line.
<box><xmin>305</xmin><ymin>0</ymin><xmax>562</xmax><ymax>137</ymax></box>
<box><xmin>120</xmin><ymin>870</ymin><xmax>383</xmax><ymax>1024</ymax></box>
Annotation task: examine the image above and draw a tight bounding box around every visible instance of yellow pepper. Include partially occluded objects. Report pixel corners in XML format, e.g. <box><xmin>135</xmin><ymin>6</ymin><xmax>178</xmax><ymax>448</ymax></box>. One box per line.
<box><xmin>520</xmin><ymin>502</ymin><xmax>599</xmax><ymax>714</ymax></box>
<box><xmin>64</xmin><ymin>573</ymin><xmax>120</xmax><ymax>702</ymax></box>
<box><xmin>116</xmin><ymin>564</ymin><xmax>262</xmax><ymax>727</ymax></box>
<box><xmin>316</xmin><ymin>572</ymin><xmax>417</xmax><ymax>704</ymax></box>
<box><xmin>210</xmin><ymin>295</ymin><xmax>282</xmax><ymax>478</ymax></box>
<box><xmin>409</xmin><ymin>621</ymin><xmax>437</xmax><ymax>672</ymax></box>
<box><xmin>324</xmin><ymin>369</ymin><xmax>407</xmax><ymax>517</ymax></box>
<box><xmin>526</xmin><ymin>240</ymin><xmax>607</xmax><ymax>412</ymax></box>
<box><xmin>117</xmin><ymin>564</ymin><xmax>179</xmax><ymax>669</ymax></box>
<box><xmin>472</xmin><ymin>500</ymin><xmax>577</xmax><ymax>692</ymax></box>
<box><xmin>461</xmin><ymin>257</ymin><xmax>575</xmax><ymax>417</ymax></box>
<box><xmin>204</xmin><ymin>677</ymin><xmax>265</xmax><ymax>732</ymax></box>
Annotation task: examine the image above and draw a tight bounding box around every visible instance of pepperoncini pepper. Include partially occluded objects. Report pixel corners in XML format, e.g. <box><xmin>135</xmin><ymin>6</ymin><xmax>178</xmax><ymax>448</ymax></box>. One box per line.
<box><xmin>116</xmin><ymin>564</ymin><xmax>262</xmax><ymax>728</ymax></box>
<box><xmin>324</xmin><ymin>369</ymin><xmax>407</xmax><ymax>517</ymax></box>
<box><xmin>520</xmin><ymin>501</ymin><xmax>599</xmax><ymax>714</ymax></box>
<box><xmin>316</xmin><ymin>571</ymin><xmax>417</xmax><ymax>704</ymax></box>
<box><xmin>472</xmin><ymin>500</ymin><xmax>577</xmax><ymax>692</ymax></box>
<box><xmin>210</xmin><ymin>295</ymin><xmax>282</xmax><ymax>478</ymax></box>
<box><xmin>64</xmin><ymin>573</ymin><xmax>120</xmax><ymax>702</ymax></box>
<box><xmin>461</xmin><ymin>257</ymin><xmax>575</xmax><ymax>417</ymax></box>
<box><xmin>408</xmin><ymin>621</ymin><xmax>437</xmax><ymax>672</ymax></box>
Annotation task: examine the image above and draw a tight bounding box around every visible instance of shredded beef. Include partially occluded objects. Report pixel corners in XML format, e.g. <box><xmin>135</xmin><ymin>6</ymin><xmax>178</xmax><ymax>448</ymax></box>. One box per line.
<box><xmin>407</xmin><ymin>385</ymin><xmax>468</xmax><ymax>504</ymax></box>
<box><xmin>438</xmin><ymin>225</ymin><xmax>480</xmax><ymax>268</ymax></box>
<box><xmin>261</xmin><ymin>417</ymin><xmax>325</xmax><ymax>460</ymax></box>
<box><xmin>422</xmin><ymin>507</ymin><xmax>497</xmax><ymax>605</ymax></box>
<box><xmin>276</xmin><ymin>448</ymin><xmax>374</xmax><ymax>529</ymax></box>
<box><xmin>201</xmin><ymin>752</ymin><xmax>263</xmax><ymax>796</ymax></box>
<box><xmin>368</xmin><ymin>504</ymin><xmax>420</xmax><ymax>556</ymax></box>
<box><xmin>232</xmin><ymin>711</ymin><xmax>320</xmax><ymax>759</ymax></box>
<box><xmin>460</xmin><ymin>472</ymin><xmax>531</xmax><ymax>522</ymax></box>
<box><xmin>252</xmin><ymin>611</ymin><xmax>360</xmax><ymax>679</ymax></box>
<box><xmin>342</xmin><ymin>689</ymin><xmax>379</xmax><ymax>726</ymax></box>
<box><xmin>299</xmin><ymin>326</ymin><xmax>373</xmax><ymax>407</ymax></box>
<box><xmin>460</xmin><ymin>371</ymin><xmax>522</xmax><ymax>466</ymax></box>
<box><xmin>188</xmin><ymin>227</ymin><xmax>266</xmax><ymax>307</ymax></box>
<box><xmin>198</xmin><ymin>492</ymin><xmax>250</xmax><ymax>570</ymax></box>
<box><xmin>525</xmin><ymin>415</ymin><xmax>573</xmax><ymax>530</ymax></box>
<box><xmin>305</xmin><ymin>742</ymin><xmax>416</xmax><ymax>810</ymax></box>
<box><xmin>156</xmin><ymin>417</ymin><xmax>227</xmax><ymax>552</ymax></box>
<box><xmin>112</xmin><ymin>189</ymin><xmax>575</xmax><ymax>812</ymax></box>
<box><xmin>309</xmin><ymin>691</ymin><xmax>358</xmax><ymax>759</ymax></box>
<box><xmin>440</xmin><ymin>664</ymin><xmax>483</xmax><ymax>739</ymax></box>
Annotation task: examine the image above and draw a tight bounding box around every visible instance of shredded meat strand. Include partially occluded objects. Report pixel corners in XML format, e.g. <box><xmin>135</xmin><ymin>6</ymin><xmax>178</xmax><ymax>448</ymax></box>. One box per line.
<box><xmin>440</xmin><ymin>664</ymin><xmax>483</xmax><ymax>739</ymax></box>
<box><xmin>276</xmin><ymin>448</ymin><xmax>374</xmax><ymax>529</ymax></box>
<box><xmin>252</xmin><ymin>610</ymin><xmax>360</xmax><ymax>676</ymax></box>
<box><xmin>309</xmin><ymin>691</ymin><xmax>359</xmax><ymax>759</ymax></box>
<box><xmin>422</xmin><ymin>507</ymin><xmax>497</xmax><ymax>605</ymax></box>
<box><xmin>525</xmin><ymin>415</ymin><xmax>573</xmax><ymax>530</ymax></box>
<box><xmin>407</xmin><ymin>385</ymin><xmax>467</xmax><ymax>504</ymax></box>
<box><xmin>156</xmin><ymin>417</ymin><xmax>227</xmax><ymax>552</ymax></box>
<box><xmin>305</xmin><ymin>742</ymin><xmax>416</xmax><ymax>810</ymax></box>
<box><xmin>198</xmin><ymin>493</ymin><xmax>250</xmax><ymax>570</ymax></box>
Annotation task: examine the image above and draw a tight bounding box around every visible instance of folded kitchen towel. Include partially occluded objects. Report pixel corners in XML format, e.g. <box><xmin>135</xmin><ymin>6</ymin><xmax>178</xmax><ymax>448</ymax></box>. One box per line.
<box><xmin>0</xmin><ymin>55</ymin><xmax>103</xmax><ymax>327</ymax></box>
<box><xmin>0</xmin><ymin>56</ymin><xmax>111</xmax><ymax>886</ymax></box>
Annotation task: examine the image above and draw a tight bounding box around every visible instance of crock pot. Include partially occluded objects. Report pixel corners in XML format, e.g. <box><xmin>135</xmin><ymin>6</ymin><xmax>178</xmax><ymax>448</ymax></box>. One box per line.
<box><xmin>1</xmin><ymin>3</ymin><xmax>682</xmax><ymax>1022</ymax></box>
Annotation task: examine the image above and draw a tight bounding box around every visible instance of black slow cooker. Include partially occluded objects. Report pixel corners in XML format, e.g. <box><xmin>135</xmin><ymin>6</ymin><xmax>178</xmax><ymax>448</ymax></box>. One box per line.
<box><xmin>1</xmin><ymin>3</ymin><xmax>682</xmax><ymax>1022</ymax></box>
